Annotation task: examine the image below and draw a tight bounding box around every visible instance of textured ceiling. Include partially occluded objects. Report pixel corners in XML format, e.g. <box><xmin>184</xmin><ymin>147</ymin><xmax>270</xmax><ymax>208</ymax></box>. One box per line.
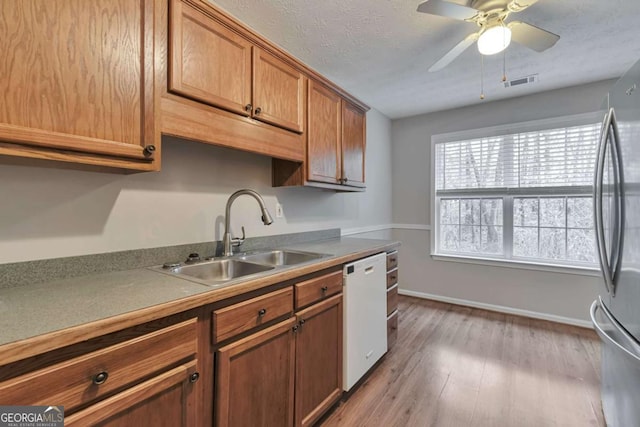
<box><xmin>207</xmin><ymin>0</ymin><xmax>640</xmax><ymax>119</ymax></box>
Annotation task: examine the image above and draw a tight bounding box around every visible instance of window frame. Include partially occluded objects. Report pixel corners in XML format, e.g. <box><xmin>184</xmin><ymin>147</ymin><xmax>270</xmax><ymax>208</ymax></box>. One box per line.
<box><xmin>430</xmin><ymin>112</ymin><xmax>603</xmax><ymax>275</ymax></box>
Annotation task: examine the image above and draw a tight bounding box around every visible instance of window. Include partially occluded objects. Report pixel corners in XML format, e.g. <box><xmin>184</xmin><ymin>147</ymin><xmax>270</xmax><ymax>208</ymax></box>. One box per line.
<box><xmin>433</xmin><ymin>115</ymin><xmax>600</xmax><ymax>268</ymax></box>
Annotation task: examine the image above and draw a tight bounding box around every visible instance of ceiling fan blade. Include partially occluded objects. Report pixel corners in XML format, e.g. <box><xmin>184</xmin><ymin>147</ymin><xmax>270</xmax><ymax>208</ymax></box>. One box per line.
<box><xmin>429</xmin><ymin>32</ymin><xmax>480</xmax><ymax>72</ymax></box>
<box><xmin>417</xmin><ymin>0</ymin><xmax>480</xmax><ymax>21</ymax></box>
<box><xmin>508</xmin><ymin>21</ymin><xmax>559</xmax><ymax>52</ymax></box>
<box><xmin>507</xmin><ymin>0</ymin><xmax>539</xmax><ymax>13</ymax></box>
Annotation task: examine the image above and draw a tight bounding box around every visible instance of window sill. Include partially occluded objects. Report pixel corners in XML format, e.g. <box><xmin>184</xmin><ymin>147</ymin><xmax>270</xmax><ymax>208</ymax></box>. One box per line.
<box><xmin>431</xmin><ymin>253</ymin><xmax>601</xmax><ymax>277</ymax></box>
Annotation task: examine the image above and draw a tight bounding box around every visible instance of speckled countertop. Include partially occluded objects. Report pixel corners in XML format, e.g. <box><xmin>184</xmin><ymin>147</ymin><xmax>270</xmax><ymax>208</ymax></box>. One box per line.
<box><xmin>0</xmin><ymin>237</ymin><xmax>399</xmax><ymax>363</ymax></box>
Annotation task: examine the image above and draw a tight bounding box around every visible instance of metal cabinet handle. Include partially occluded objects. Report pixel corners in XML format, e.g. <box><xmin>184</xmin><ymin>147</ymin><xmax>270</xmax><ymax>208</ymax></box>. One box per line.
<box><xmin>390</xmin><ymin>275</ymin><xmax>397</xmax><ymax>281</ymax></box>
<box><xmin>92</xmin><ymin>371</ymin><xmax>109</xmax><ymax>385</ymax></box>
<box><xmin>321</xmin><ymin>286</ymin><xmax>328</xmax><ymax>295</ymax></box>
<box><xmin>389</xmin><ymin>257</ymin><xmax>397</xmax><ymax>263</ymax></box>
<box><xmin>254</xmin><ymin>107</ymin><xmax>262</xmax><ymax>115</ymax></box>
<box><xmin>258</xmin><ymin>308</ymin><xmax>267</xmax><ymax>317</ymax></box>
<box><xmin>189</xmin><ymin>372</ymin><xmax>200</xmax><ymax>383</ymax></box>
<box><xmin>245</xmin><ymin>104</ymin><xmax>252</xmax><ymax>112</ymax></box>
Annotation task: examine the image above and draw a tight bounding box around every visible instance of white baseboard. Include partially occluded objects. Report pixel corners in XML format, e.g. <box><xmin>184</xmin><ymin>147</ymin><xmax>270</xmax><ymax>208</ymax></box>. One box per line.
<box><xmin>398</xmin><ymin>289</ymin><xmax>593</xmax><ymax>329</ymax></box>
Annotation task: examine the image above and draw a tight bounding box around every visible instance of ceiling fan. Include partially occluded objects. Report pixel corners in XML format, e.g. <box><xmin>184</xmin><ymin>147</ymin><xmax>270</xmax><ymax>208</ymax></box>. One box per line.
<box><xmin>418</xmin><ymin>0</ymin><xmax>560</xmax><ymax>72</ymax></box>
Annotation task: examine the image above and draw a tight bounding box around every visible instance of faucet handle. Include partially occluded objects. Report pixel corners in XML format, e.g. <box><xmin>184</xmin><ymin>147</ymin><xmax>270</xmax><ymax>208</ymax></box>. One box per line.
<box><xmin>232</xmin><ymin>226</ymin><xmax>246</xmax><ymax>248</ymax></box>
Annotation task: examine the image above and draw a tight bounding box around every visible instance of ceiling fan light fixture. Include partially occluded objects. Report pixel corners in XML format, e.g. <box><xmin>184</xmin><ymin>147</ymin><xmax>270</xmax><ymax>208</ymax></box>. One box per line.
<box><xmin>477</xmin><ymin>25</ymin><xmax>512</xmax><ymax>55</ymax></box>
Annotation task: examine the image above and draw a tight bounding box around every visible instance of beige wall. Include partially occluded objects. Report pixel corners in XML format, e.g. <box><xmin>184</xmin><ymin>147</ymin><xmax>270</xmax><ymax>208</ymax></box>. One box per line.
<box><xmin>0</xmin><ymin>109</ymin><xmax>392</xmax><ymax>263</ymax></box>
<box><xmin>390</xmin><ymin>80</ymin><xmax>614</xmax><ymax>324</ymax></box>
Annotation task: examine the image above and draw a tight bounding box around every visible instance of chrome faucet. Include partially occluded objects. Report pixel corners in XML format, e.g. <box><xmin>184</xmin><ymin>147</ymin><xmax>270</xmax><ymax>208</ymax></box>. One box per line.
<box><xmin>223</xmin><ymin>189</ymin><xmax>274</xmax><ymax>256</ymax></box>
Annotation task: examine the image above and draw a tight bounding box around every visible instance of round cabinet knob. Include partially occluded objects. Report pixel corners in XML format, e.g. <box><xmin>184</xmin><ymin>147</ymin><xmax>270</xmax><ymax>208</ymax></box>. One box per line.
<box><xmin>254</xmin><ymin>107</ymin><xmax>262</xmax><ymax>115</ymax></box>
<box><xmin>343</xmin><ymin>177</ymin><xmax>349</xmax><ymax>184</ymax></box>
<box><xmin>258</xmin><ymin>308</ymin><xmax>267</xmax><ymax>317</ymax></box>
<box><xmin>92</xmin><ymin>371</ymin><xmax>109</xmax><ymax>385</ymax></box>
<box><xmin>189</xmin><ymin>372</ymin><xmax>200</xmax><ymax>383</ymax></box>
<box><xmin>321</xmin><ymin>286</ymin><xmax>328</xmax><ymax>295</ymax></box>
<box><xmin>245</xmin><ymin>103</ymin><xmax>252</xmax><ymax>112</ymax></box>
<box><xmin>143</xmin><ymin>145</ymin><xmax>156</xmax><ymax>156</ymax></box>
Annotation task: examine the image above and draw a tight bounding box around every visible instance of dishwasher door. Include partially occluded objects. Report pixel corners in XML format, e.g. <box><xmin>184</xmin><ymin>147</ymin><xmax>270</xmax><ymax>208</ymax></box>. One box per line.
<box><xmin>343</xmin><ymin>252</ymin><xmax>388</xmax><ymax>391</ymax></box>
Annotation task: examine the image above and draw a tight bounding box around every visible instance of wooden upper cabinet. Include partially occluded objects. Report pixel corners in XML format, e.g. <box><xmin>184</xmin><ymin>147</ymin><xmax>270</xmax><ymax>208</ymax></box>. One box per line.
<box><xmin>0</xmin><ymin>0</ymin><xmax>158</xmax><ymax>171</ymax></box>
<box><xmin>307</xmin><ymin>80</ymin><xmax>342</xmax><ymax>184</ymax></box>
<box><xmin>341</xmin><ymin>101</ymin><xmax>366</xmax><ymax>187</ymax></box>
<box><xmin>169</xmin><ymin>0</ymin><xmax>252</xmax><ymax>116</ymax></box>
<box><xmin>253</xmin><ymin>49</ymin><xmax>305</xmax><ymax>133</ymax></box>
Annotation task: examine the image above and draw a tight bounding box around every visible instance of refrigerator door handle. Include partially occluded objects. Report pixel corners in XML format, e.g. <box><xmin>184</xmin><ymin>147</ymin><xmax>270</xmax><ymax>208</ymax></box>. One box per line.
<box><xmin>591</xmin><ymin>299</ymin><xmax>640</xmax><ymax>363</ymax></box>
<box><xmin>609</xmin><ymin>108</ymin><xmax>625</xmax><ymax>296</ymax></box>
<box><xmin>594</xmin><ymin>109</ymin><xmax>614</xmax><ymax>294</ymax></box>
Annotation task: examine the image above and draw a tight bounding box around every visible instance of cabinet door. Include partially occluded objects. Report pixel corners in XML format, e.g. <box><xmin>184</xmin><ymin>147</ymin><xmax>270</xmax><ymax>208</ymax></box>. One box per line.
<box><xmin>341</xmin><ymin>101</ymin><xmax>366</xmax><ymax>187</ymax></box>
<box><xmin>295</xmin><ymin>294</ymin><xmax>343</xmax><ymax>427</ymax></box>
<box><xmin>169</xmin><ymin>0</ymin><xmax>252</xmax><ymax>116</ymax></box>
<box><xmin>253</xmin><ymin>48</ymin><xmax>305</xmax><ymax>133</ymax></box>
<box><xmin>64</xmin><ymin>361</ymin><xmax>198</xmax><ymax>427</ymax></box>
<box><xmin>216</xmin><ymin>318</ymin><xmax>297</xmax><ymax>427</ymax></box>
<box><xmin>307</xmin><ymin>80</ymin><xmax>341</xmax><ymax>184</ymax></box>
<box><xmin>0</xmin><ymin>0</ymin><xmax>157</xmax><ymax>168</ymax></box>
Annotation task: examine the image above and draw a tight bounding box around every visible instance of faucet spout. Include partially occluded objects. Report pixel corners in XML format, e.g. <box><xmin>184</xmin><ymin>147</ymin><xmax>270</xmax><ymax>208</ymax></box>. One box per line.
<box><xmin>223</xmin><ymin>189</ymin><xmax>274</xmax><ymax>257</ymax></box>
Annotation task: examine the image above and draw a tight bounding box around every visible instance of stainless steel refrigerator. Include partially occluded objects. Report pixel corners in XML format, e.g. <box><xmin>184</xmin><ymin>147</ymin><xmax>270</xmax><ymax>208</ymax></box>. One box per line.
<box><xmin>591</xmin><ymin>58</ymin><xmax>640</xmax><ymax>426</ymax></box>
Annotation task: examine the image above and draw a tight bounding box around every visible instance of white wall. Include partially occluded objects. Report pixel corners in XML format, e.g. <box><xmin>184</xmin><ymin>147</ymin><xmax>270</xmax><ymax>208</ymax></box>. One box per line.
<box><xmin>390</xmin><ymin>80</ymin><xmax>614</xmax><ymax>324</ymax></box>
<box><xmin>0</xmin><ymin>109</ymin><xmax>392</xmax><ymax>264</ymax></box>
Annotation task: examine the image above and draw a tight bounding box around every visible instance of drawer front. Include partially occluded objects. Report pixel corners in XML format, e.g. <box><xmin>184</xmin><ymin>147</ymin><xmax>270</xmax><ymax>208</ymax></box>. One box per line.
<box><xmin>387</xmin><ymin>284</ymin><xmax>399</xmax><ymax>317</ymax></box>
<box><xmin>387</xmin><ymin>310</ymin><xmax>398</xmax><ymax>350</ymax></box>
<box><xmin>0</xmin><ymin>318</ymin><xmax>198</xmax><ymax>412</ymax></box>
<box><xmin>213</xmin><ymin>287</ymin><xmax>293</xmax><ymax>343</ymax></box>
<box><xmin>386</xmin><ymin>251</ymin><xmax>398</xmax><ymax>271</ymax></box>
<box><xmin>295</xmin><ymin>270</ymin><xmax>343</xmax><ymax>309</ymax></box>
<box><xmin>387</xmin><ymin>268</ymin><xmax>398</xmax><ymax>289</ymax></box>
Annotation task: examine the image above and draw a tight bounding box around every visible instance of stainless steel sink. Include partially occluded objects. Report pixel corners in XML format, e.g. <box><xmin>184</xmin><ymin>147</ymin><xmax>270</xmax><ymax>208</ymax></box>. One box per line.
<box><xmin>238</xmin><ymin>250</ymin><xmax>327</xmax><ymax>266</ymax></box>
<box><xmin>150</xmin><ymin>249</ymin><xmax>329</xmax><ymax>287</ymax></box>
<box><xmin>169</xmin><ymin>259</ymin><xmax>274</xmax><ymax>283</ymax></box>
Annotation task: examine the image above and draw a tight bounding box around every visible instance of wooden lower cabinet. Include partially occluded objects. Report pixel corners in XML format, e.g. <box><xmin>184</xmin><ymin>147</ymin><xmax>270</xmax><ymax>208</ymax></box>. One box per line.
<box><xmin>215</xmin><ymin>318</ymin><xmax>297</xmax><ymax>427</ymax></box>
<box><xmin>295</xmin><ymin>294</ymin><xmax>343</xmax><ymax>427</ymax></box>
<box><xmin>65</xmin><ymin>361</ymin><xmax>199</xmax><ymax>427</ymax></box>
<box><xmin>0</xmin><ymin>314</ymin><xmax>205</xmax><ymax>426</ymax></box>
<box><xmin>215</xmin><ymin>276</ymin><xmax>344</xmax><ymax>427</ymax></box>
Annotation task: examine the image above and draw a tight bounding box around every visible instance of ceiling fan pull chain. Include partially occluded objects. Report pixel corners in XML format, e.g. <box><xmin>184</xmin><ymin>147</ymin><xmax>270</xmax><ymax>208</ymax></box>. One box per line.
<box><xmin>480</xmin><ymin>54</ymin><xmax>485</xmax><ymax>100</ymax></box>
<box><xmin>502</xmin><ymin>49</ymin><xmax>507</xmax><ymax>82</ymax></box>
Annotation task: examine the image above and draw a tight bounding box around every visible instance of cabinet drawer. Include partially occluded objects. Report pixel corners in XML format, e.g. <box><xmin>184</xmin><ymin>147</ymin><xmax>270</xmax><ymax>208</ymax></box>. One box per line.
<box><xmin>387</xmin><ymin>310</ymin><xmax>398</xmax><ymax>350</ymax></box>
<box><xmin>386</xmin><ymin>251</ymin><xmax>398</xmax><ymax>271</ymax></box>
<box><xmin>0</xmin><ymin>318</ymin><xmax>198</xmax><ymax>413</ymax></box>
<box><xmin>387</xmin><ymin>284</ymin><xmax>399</xmax><ymax>317</ymax></box>
<box><xmin>387</xmin><ymin>268</ymin><xmax>398</xmax><ymax>289</ymax></box>
<box><xmin>213</xmin><ymin>287</ymin><xmax>293</xmax><ymax>343</ymax></box>
<box><xmin>295</xmin><ymin>270</ymin><xmax>343</xmax><ymax>309</ymax></box>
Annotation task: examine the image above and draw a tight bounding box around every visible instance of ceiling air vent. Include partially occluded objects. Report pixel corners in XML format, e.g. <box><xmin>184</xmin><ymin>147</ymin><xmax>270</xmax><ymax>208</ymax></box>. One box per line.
<box><xmin>504</xmin><ymin>74</ymin><xmax>538</xmax><ymax>88</ymax></box>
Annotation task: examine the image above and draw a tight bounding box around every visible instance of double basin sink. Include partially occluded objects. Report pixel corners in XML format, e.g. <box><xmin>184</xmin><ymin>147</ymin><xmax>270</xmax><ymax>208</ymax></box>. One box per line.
<box><xmin>152</xmin><ymin>250</ymin><xmax>329</xmax><ymax>287</ymax></box>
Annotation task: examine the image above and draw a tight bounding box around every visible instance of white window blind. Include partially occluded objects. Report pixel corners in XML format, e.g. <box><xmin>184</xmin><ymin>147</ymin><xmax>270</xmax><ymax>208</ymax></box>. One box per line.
<box><xmin>433</xmin><ymin>118</ymin><xmax>601</xmax><ymax>268</ymax></box>
<box><xmin>435</xmin><ymin>123</ymin><xmax>601</xmax><ymax>192</ymax></box>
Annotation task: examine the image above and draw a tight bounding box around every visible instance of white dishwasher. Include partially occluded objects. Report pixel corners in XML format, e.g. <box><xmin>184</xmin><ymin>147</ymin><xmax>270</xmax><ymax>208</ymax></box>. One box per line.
<box><xmin>343</xmin><ymin>252</ymin><xmax>388</xmax><ymax>391</ymax></box>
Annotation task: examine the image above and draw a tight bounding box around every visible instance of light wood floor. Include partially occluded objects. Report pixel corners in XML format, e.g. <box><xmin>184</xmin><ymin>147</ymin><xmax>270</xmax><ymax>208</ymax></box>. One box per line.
<box><xmin>321</xmin><ymin>296</ymin><xmax>604</xmax><ymax>427</ymax></box>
